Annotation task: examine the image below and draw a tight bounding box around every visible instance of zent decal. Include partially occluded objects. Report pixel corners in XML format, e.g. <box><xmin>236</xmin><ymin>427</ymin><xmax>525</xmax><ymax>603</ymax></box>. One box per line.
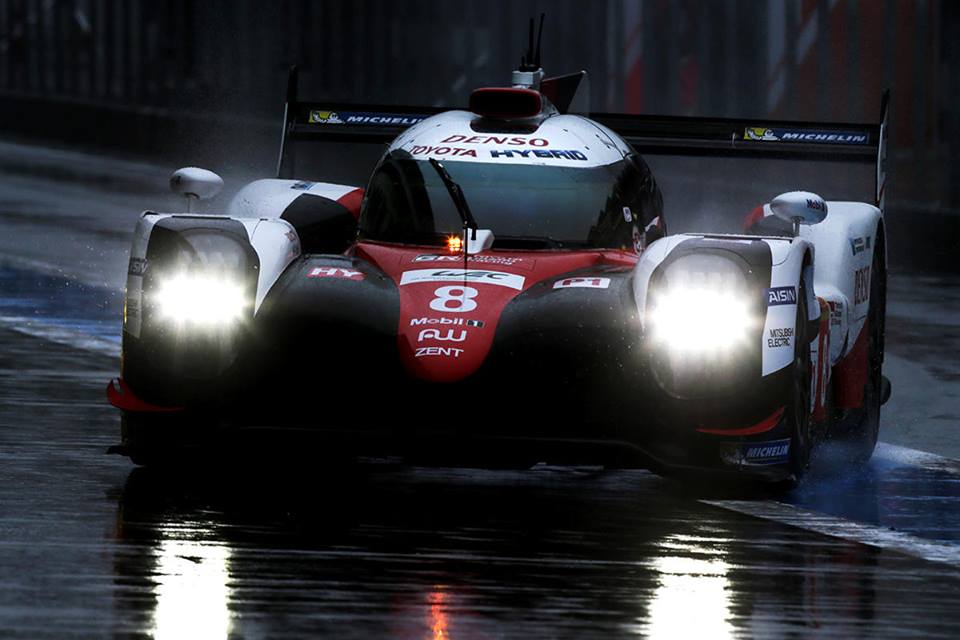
<box><xmin>854</xmin><ymin>266</ymin><xmax>871</xmax><ymax>305</ymax></box>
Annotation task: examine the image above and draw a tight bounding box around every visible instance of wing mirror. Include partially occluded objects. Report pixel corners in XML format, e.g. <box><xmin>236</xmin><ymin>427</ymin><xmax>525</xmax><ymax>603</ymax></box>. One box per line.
<box><xmin>170</xmin><ymin>167</ymin><xmax>224</xmax><ymax>212</ymax></box>
<box><xmin>770</xmin><ymin>191</ymin><xmax>828</xmax><ymax>235</ymax></box>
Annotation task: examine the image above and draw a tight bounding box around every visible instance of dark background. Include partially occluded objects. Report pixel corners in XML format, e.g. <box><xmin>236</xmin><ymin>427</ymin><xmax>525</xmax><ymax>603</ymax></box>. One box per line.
<box><xmin>0</xmin><ymin>0</ymin><xmax>957</xmax><ymax>257</ymax></box>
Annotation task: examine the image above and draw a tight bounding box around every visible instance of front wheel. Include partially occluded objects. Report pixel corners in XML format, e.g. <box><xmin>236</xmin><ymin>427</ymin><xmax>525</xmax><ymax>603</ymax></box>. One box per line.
<box><xmin>786</xmin><ymin>280</ymin><xmax>813</xmax><ymax>482</ymax></box>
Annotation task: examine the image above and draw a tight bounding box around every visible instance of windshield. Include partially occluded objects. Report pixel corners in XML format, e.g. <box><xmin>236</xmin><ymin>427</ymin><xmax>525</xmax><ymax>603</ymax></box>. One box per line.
<box><xmin>359</xmin><ymin>153</ymin><xmax>660</xmax><ymax>250</ymax></box>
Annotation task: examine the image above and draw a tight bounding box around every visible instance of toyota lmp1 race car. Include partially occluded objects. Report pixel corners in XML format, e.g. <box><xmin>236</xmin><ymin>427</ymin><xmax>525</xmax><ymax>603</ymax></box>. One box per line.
<box><xmin>107</xmin><ymin>25</ymin><xmax>890</xmax><ymax>484</ymax></box>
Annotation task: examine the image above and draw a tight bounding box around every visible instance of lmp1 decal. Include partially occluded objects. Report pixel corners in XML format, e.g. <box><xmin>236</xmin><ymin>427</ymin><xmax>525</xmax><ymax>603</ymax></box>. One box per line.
<box><xmin>400</xmin><ymin>269</ymin><xmax>525</xmax><ymax>291</ymax></box>
<box><xmin>744</xmin><ymin>127</ymin><xmax>870</xmax><ymax>145</ymax></box>
<box><xmin>765</xmin><ymin>286</ymin><xmax>797</xmax><ymax>306</ymax></box>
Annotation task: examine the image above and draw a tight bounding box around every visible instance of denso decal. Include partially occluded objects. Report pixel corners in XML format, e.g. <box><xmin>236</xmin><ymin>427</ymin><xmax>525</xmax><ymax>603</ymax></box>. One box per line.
<box><xmin>553</xmin><ymin>277</ymin><xmax>611</xmax><ymax>289</ymax></box>
<box><xmin>490</xmin><ymin>149</ymin><xmax>587</xmax><ymax>161</ymax></box>
<box><xmin>440</xmin><ymin>134</ymin><xmax>549</xmax><ymax>147</ymax></box>
<box><xmin>307</xmin><ymin>267</ymin><xmax>365</xmax><ymax>280</ymax></box>
<box><xmin>400</xmin><ymin>269</ymin><xmax>525</xmax><ymax>290</ymax></box>
<box><xmin>410</xmin><ymin>145</ymin><xmax>477</xmax><ymax>158</ymax></box>
<box><xmin>415</xmin><ymin>347</ymin><xmax>464</xmax><ymax>358</ymax></box>
<box><xmin>765</xmin><ymin>286</ymin><xmax>797</xmax><ymax>306</ymax></box>
<box><xmin>744</xmin><ymin>126</ymin><xmax>869</xmax><ymax>145</ymax></box>
<box><xmin>417</xmin><ymin>328</ymin><xmax>467</xmax><ymax>343</ymax></box>
<box><xmin>767</xmin><ymin>327</ymin><xmax>794</xmax><ymax>348</ymax></box>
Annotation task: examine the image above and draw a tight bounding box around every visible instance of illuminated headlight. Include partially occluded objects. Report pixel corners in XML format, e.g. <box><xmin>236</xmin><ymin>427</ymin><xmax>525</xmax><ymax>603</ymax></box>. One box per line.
<box><xmin>647</xmin><ymin>254</ymin><xmax>756</xmax><ymax>356</ymax></box>
<box><xmin>154</xmin><ymin>272</ymin><xmax>249</xmax><ymax>327</ymax></box>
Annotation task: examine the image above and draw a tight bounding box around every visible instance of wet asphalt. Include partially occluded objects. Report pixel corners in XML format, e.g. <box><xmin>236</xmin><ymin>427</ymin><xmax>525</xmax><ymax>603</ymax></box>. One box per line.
<box><xmin>0</xmin><ymin>322</ymin><xmax>958</xmax><ymax>638</ymax></box>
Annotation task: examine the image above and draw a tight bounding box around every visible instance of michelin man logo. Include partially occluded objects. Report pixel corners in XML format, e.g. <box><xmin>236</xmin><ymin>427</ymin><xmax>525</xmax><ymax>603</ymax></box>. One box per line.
<box><xmin>744</xmin><ymin>127</ymin><xmax>780</xmax><ymax>141</ymax></box>
<box><xmin>308</xmin><ymin>110</ymin><xmax>344</xmax><ymax>124</ymax></box>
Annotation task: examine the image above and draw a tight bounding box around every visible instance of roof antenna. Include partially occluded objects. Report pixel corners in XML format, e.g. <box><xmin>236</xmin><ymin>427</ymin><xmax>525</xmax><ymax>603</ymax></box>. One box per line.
<box><xmin>534</xmin><ymin>13</ymin><xmax>545</xmax><ymax>68</ymax></box>
<box><xmin>513</xmin><ymin>13</ymin><xmax>546</xmax><ymax>89</ymax></box>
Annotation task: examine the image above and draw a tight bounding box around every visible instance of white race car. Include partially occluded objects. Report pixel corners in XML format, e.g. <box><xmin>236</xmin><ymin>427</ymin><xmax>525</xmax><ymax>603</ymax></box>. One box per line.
<box><xmin>108</xmin><ymin>20</ymin><xmax>890</xmax><ymax>484</ymax></box>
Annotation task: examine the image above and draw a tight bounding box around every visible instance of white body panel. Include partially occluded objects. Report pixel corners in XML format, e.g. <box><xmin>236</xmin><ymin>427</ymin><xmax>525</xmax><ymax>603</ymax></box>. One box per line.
<box><xmin>633</xmin><ymin>233</ymin><xmax>815</xmax><ymax>377</ymax></box>
<box><xmin>123</xmin><ymin>213</ymin><xmax>301</xmax><ymax>339</ymax></box>
<box><xmin>389</xmin><ymin>111</ymin><xmax>627</xmax><ymax>167</ymax></box>
<box><xmin>228</xmin><ymin>178</ymin><xmax>360</xmax><ymax>219</ymax></box>
<box><xmin>800</xmin><ymin>201</ymin><xmax>881</xmax><ymax>363</ymax></box>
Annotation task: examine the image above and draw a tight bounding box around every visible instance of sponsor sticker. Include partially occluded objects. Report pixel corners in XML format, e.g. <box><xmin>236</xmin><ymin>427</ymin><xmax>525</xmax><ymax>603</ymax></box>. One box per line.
<box><xmin>413</xmin><ymin>254</ymin><xmax>526</xmax><ymax>267</ymax></box>
<box><xmin>849</xmin><ymin>236</ymin><xmax>871</xmax><ymax>256</ymax></box>
<box><xmin>440</xmin><ymin>134</ymin><xmax>549</xmax><ymax>147</ymax></box>
<box><xmin>409</xmin><ymin>316</ymin><xmax>485</xmax><ymax>328</ymax></box>
<box><xmin>307</xmin><ymin>267</ymin><xmax>365</xmax><ymax>281</ymax></box>
<box><xmin>415</xmin><ymin>346</ymin><xmax>464</xmax><ymax>358</ymax></box>
<box><xmin>290</xmin><ymin>181</ymin><xmax>314</xmax><ymax>190</ymax></box>
<box><xmin>417</xmin><ymin>328</ymin><xmax>467</xmax><ymax>343</ymax></box>
<box><xmin>741</xmin><ymin>438</ymin><xmax>791</xmax><ymax>465</ymax></box>
<box><xmin>553</xmin><ymin>277</ymin><xmax>611</xmax><ymax>289</ymax></box>
<box><xmin>744</xmin><ymin>127</ymin><xmax>870</xmax><ymax>146</ymax></box>
<box><xmin>767</xmin><ymin>327</ymin><xmax>794</xmax><ymax>348</ymax></box>
<box><xmin>854</xmin><ymin>266</ymin><xmax>870</xmax><ymax>305</ymax></box>
<box><xmin>400</xmin><ymin>269</ymin><xmax>525</xmax><ymax>290</ymax></box>
<box><xmin>489</xmin><ymin>149</ymin><xmax>588</xmax><ymax>161</ymax></box>
<box><xmin>128</xmin><ymin>257</ymin><xmax>148</xmax><ymax>276</ymax></box>
<box><xmin>765</xmin><ymin>286</ymin><xmax>797</xmax><ymax>306</ymax></box>
<box><xmin>309</xmin><ymin>110</ymin><xmax>428</xmax><ymax>126</ymax></box>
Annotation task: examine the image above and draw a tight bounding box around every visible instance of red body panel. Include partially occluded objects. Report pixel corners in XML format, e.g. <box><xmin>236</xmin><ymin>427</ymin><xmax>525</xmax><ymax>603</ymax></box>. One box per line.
<box><xmin>355</xmin><ymin>242</ymin><xmax>636</xmax><ymax>383</ymax></box>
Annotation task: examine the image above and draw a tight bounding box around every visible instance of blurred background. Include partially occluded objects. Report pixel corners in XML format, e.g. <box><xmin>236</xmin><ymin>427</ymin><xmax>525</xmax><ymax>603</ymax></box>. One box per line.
<box><xmin>0</xmin><ymin>0</ymin><xmax>956</xmax><ymax>257</ymax></box>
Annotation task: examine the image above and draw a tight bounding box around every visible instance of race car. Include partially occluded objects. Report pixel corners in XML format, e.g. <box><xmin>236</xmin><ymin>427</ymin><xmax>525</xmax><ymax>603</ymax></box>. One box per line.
<box><xmin>107</xmin><ymin>23</ymin><xmax>890</xmax><ymax>483</ymax></box>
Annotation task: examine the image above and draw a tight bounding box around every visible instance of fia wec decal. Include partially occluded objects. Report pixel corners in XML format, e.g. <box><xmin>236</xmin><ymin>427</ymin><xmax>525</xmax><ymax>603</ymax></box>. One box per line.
<box><xmin>400</xmin><ymin>269</ymin><xmax>525</xmax><ymax>291</ymax></box>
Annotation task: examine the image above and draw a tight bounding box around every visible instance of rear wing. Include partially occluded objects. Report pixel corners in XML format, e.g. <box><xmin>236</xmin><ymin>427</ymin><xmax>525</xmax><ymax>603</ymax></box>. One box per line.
<box><xmin>276</xmin><ymin>67</ymin><xmax>889</xmax><ymax>208</ymax></box>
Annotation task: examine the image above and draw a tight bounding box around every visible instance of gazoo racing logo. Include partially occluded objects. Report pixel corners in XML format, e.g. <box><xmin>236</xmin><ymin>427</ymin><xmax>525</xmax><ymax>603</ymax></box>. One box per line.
<box><xmin>765</xmin><ymin>286</ymin><xmax>797</xmax><ymax>306</ymax></box>
<box><xmin>399</xmin><ymin>269</ymin><xmax>525</xmax><ymax>290</ymax></box>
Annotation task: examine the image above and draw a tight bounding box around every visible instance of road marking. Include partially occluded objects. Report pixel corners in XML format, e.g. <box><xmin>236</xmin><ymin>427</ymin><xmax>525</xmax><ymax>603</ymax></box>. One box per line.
<box><xmin>703</xmin><ymin>498</ymin><xmax>960</xmax><ymax>568</ymax></box>
<box><xmin>0</xmin><ymin>315</ymin><xmax>119</xmax><ymax>358</ymax></box>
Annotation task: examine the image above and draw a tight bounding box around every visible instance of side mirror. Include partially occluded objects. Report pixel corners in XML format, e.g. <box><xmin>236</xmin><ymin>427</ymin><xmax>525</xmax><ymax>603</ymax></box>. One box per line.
<box><xmin>770</xmin><ymin>191</ymin><xmax>828</xmax><ymax>234</ymax></box>
<box><xmin>170</xmin><ymin>167</ymin><xmax>224</xmax><ymax>211</ymax></box>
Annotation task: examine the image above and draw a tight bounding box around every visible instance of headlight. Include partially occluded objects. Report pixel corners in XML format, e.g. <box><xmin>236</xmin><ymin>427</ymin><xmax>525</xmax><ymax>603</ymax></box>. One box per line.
<box><xmin>647</xmin><ymin>254</ymin><xmax>756</xmax><ymax>357</ymax></box>
<box><xmin>154</xmin><ymin>272</ymin><xmax>249</xmax><ymax>327</ymax></box>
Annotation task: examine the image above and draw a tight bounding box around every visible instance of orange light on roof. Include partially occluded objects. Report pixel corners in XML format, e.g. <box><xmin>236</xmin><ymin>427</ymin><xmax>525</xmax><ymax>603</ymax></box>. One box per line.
<box><xmin>446</xmin><ymin>235</ymin><xmax>463</xmax><ymax>253</ymax></box>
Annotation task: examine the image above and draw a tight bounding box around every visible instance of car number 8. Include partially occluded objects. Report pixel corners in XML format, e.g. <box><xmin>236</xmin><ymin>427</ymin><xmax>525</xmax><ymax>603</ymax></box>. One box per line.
<box><xmin>430</xmin><ymin>286</ymin><xmax>479</xmax><ymax>312</ymax></box>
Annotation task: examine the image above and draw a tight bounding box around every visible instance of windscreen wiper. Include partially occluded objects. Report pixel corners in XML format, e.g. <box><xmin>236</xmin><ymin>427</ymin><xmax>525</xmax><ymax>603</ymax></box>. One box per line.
<box><xmin>428</xmin><ymin>158</ymin><xmax>478</xmax><ymax>242</ymax></box>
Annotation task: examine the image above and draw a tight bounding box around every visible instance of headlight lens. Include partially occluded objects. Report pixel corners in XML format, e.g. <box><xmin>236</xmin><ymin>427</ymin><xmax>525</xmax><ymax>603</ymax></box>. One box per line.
<box><xmin>154</xmin><ymin>272</ymin><xmax>249</xmax><ymax>327</ymax></box>
<box><xmin>647</xmin><ymin>254</ymin><xmax>756</xmax><ymax>356</ymax></box>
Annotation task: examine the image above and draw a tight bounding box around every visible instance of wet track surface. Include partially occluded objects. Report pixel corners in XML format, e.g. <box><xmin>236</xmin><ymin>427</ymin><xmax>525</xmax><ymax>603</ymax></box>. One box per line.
<box><xmin>2</xmin><ymin>325</ymin><xmax>960</xmax><ymax>638</ymax></box>
<box><xmin>1</xmin><ymin>140</ymin><xmax>960</xmax><ymax>637</ymax></box>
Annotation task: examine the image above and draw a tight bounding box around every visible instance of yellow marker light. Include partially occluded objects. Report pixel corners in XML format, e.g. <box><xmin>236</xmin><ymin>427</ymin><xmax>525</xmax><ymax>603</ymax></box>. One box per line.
<box><xmin>446</xmin><ymin>235</ymin><xmax>463</xmax><ymax>253</ymax></box>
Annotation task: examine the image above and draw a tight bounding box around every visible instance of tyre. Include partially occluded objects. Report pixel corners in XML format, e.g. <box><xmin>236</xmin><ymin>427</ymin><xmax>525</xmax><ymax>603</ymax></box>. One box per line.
<box><xmin>786</xmin><ymin>279</ymin><xmax>814</xmax><ymax>481</ymax></box>
<box><xmin>844</xmin><ymin>238</ymin><xmax>886</xmax><ymax>461</ymax></box>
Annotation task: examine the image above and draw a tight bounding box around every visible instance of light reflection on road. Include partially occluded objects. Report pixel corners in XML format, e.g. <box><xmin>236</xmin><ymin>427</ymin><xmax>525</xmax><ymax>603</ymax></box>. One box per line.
<box><xmin>151</xmin><ymin>530</ymin><xmax>234</xmax><ymax>640</ymax></box>
<box><xmin>644</xmin><ymin>537</ymin><xmax>733</xmax><ymax>639</ymax></box>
